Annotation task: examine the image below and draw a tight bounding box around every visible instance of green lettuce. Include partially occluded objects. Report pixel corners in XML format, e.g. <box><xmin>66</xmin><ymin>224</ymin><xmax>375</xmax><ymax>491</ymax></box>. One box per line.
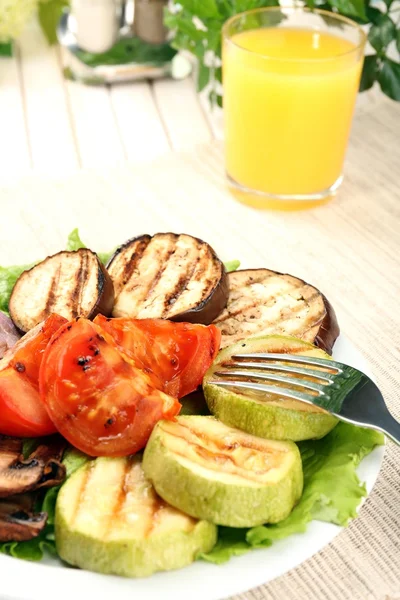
<box><xmin>0</xmin><ymin>265</ymin><xmax>33</xmax><ymax>315</ymax></box>
<box><xmin>201</xmin><ymin>423</ymin><xmax>384</xmax><ymax>564</ymax></box>
<box><xmin>223</xmin><ymin>259</ymin><xmax>240</xmax><ymax>273</ymax></box>
<box><xmin>66</xmin><ymin>228</ymin><xmax>113</xmax><ymax>265</ymax></box>
<box><xmin>0</xmin><ymin>448</ymin><xmax>90</xmax><ymax>562</ymax></box>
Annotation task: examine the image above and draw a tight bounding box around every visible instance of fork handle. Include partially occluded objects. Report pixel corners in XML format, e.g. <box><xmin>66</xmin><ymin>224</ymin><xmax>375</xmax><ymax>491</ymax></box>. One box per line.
<box><xmin>380</xmin><ymin>412</ymin><xmax>400</xmax><ymax>445</ymax></box>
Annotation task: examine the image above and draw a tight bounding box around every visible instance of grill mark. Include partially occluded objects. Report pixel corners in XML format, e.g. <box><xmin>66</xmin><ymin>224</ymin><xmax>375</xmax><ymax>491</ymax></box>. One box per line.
<box><xmin>215</xmin><ymin>277</ymin><xmax>307</xmax><ymax>324</ymax></box>
<box><xmin>165</xmin><ymin>247</ymin><xmax>219</xmax><ymax>314</ymax></box>
<box><xmin>217</xmin><ymin>288</ymin><xmax>321</xmax><ymax>333</ymax></box>
<box><xmin>166</xmin><ymin>440</ymin><xmax>280</xmax><ymax>483</ymax></box>
<box><xmin>115</xmin><ymin>238</ymin><xmax>150</xmax><ymax>296</ymax></box>
<box><xmin>145</xmin><ymin>495</ymin><xmax>167</xmax><ymax>538</ymax></box>
<box><xmin>162</xmin><ymin>251</ymin><xmax>201</xmax><ymax>317</ymax></box>
<box><xmin>41</xmin><ymin>261</ymin><xmax>62</xmax><ymax>321</ymax></box>
<box><xmin>104</xmin><ymin>458</ymin><xmax>130</xmax><ymax>541</ymax></box>
<box><xmin>71</xmin><ymin>463</ymin><xmax>92</xmax><ymax>528</ymax></box>
<box><xmin>74</xmin><ymin>252</ymin><xmax>89</xmax><ymax>318</ymax></box>
<box><xmin>161</xmin><ymin>421</ymin><xmax>281</xmax><ymax>455</ymax></box>
<box><xmin>218</xmin><ymin>291</ymin><xmax>309</xmax><ymax>327</ymax></box>
<box><xmin>220</xmin><ymin>300</ymin><xmax>325</xmax><ymax>347</ymax></box>
<box><xmin>142</xmin><ymin>239</ymin><xmax>178</xmax><ymax>304</ymax></box>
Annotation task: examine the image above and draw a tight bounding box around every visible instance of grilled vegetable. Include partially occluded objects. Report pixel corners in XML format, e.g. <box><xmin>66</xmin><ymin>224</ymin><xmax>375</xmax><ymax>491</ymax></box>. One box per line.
<box><xmin>143</xmin><ymin>416</ymin><xmax>303</xmax><ymax>527</ymax></box>
<box><xmin>203</xmin><ymin>335</ymin><xmax>338</xmax><ymax>442</ymax></box>
<box><xmin>213</xmin><ymin>269</ymin><xmax>339</xmax><ymax>354</ymax></box>
<box><xmin>0</xmin><ymin>494</ymin><xmax>47</xmax><ymax>542</ymax></box>
<box><xmin>55</xmin><ymin>456</ymin><xmax>217</xmax><ymax>577</ymax></box>
<box><xmin>0</xmin><ymin>435</ymin><xmax>66</xmax><ymax>498</ymax></box>
<box><xmin>0</xmin><ymin>437</ymin><xmax>45</xmax><ymax>498</ymax></box>
<box><xmin>0</xmin><ymin>314</ymin><xmax>66</xmax><ymax>437</ymax></box>
<box><xmin>0</xmin><ymin>313</ymin><xmax>20</xmax><ymax>359</ymax></box>
<box><xmin>39</xmin><ymin>318</ymin><xmax>181</xmax><ymax>457</ymax></box>
<box><xmin>95</xmin><ymin>315</ymin><xmax>221</xmax><ymax>399</ymax></box>
<box><xmin>9</xmin><ymin>249</ymin><xmax>114</xmax><ymax>333</ymax></box>
<box><xmin>107</xmin><ymin>233</ymin><xmax>228</xmax><ymax>325</ymax></box>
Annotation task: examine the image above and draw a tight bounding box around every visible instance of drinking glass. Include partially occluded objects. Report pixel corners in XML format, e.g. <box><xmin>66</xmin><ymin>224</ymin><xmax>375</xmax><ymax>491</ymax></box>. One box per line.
<box><xmin>222</xmin><ymin>7</ymin><xmax>366</xmax><ymax>210</ymax></box>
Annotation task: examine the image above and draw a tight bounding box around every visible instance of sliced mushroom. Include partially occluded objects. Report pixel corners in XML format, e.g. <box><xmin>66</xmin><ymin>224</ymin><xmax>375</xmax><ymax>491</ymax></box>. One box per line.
<box><xmin>30</xmin><ymin>436</ymin><xmax>67</xmax><ymax>489</ymax></box>
<box><xmin>0</xmin><ymin>496</ymin><xmax>47</xmax><ymax>542</ymax></box>
<box><xmin>0</xmin><ymin>436</ymin><xmax>68</xmax><ymax>498</ymax></box>
<box><xmin>0</xmin><ymin>437</ymin><xmax>45</xmax><ymax>498</ymax></box>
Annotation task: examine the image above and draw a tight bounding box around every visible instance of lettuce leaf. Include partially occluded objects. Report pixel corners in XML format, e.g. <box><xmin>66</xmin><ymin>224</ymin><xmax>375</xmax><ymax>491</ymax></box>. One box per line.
<box><xmin>66</xmin><ymin>228</ymin><xmax>85</xmax><ymax>252</ymax></box>
<box><xmin>0</xmin><ymin>448</ymin><xmax>90</xmax><ymax>562</ymax></box>
<box><xmin>0</xmin><ymin>265</ymin><xmax>33</xmax><ymax>315</ymax></box>
<box><xmin>66</xmin><ymin>228</ymin><xmax>113</xmax><ymax>265</ymax></box>
<box><xmin>201</xmin><ymin>423</ymin><xmax>384</xmax><ymax>564</ymax></box>
<box><xmin>223</xmin><ymin>259</ymin><xmax>240</xmax><ymax>273</ymax></box>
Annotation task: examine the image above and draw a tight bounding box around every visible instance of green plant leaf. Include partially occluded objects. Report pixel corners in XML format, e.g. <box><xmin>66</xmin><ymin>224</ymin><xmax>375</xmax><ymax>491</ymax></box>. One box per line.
<box><xmin>76</xmin><ymin>38</ymin><xmax>176</xmax><ymax>68</ymax></box>
<box><xmin>378</xmin><ymin>57</ymin><xmax>400</xmax><ymax>100</ymax></box>
<box><xmin>178</xmin><ymin>0</ymin><xmax>220</xmax><ymax>18</ymax></box>
<box><xmin>359</xmin><ymin>55</ymin><xmax>379</xmax><ymax>92</ymax></box>
<box><xmin>38</xmin><ymin>0</ymin><xmax>69</xmax><ymax>45</ymax></box>
<box><xmin>197</xmin><ymin>62</ymin><xmax>211</xmax><ymax>91</ymax></box>
<box><xmin>365</xmin><ymin>5</ymin><xmax>384</xmax><ymax>25</ymax></box>
<box><xmin>368</xmin><ymin>14</ymin><xmax>396</xmax><ymax>53</ymax></box>
<box><xmin>0</xmin><ymin>43</ymin><xmax>12</xmax><ymax>57</ymax></box>
<box><xmin>397</xmin><ymin>29</ymin><xmax>400</xmax><ymax>54</ymax></box>
<box><xmin>328</xmin><ymin>0</ymin><xmax>366</xmax><ymax>19</ymax></box>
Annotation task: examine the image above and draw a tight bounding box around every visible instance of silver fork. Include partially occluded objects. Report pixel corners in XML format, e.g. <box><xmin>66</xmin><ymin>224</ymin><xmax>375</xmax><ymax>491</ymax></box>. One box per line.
<box><xmin>209</xmin><ymin>353</ymin><xmax>400</xmax><ymax>445</ymax></box>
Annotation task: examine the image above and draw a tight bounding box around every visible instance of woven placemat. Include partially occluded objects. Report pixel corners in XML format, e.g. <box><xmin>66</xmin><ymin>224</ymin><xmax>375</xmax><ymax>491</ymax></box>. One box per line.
<box><xmin>1</xmin><ymin>94</ymin><xmax>399</xmax><ymax>600</ymax></box>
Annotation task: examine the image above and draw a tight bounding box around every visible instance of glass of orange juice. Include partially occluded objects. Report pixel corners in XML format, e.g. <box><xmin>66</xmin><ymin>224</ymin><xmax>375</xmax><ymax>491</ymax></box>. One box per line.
<box><xmin>222</xmin><ymin>7</ymin><xmax>366</xmax><ymax>210</ymax></box>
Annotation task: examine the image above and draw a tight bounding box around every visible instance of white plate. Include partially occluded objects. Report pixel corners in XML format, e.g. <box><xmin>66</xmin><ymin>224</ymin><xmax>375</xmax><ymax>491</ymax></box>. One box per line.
<box><xmin>0</xmin><ymin>335</ymin><xmax>385</xmax><ymax>600</ymax></box>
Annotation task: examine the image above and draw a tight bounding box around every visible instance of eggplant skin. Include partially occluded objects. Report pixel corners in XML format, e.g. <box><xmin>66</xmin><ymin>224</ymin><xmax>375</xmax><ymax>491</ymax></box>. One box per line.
<box><xmin>169</xmin><ymin>250</ymin><xmax>228</xmax><ymax>326</ymax></box>
<box><xmin>91</xmin><ymin>259</ymin><xmax>115</xmax><ymax>323</ymax></box>
<box><xmin>106</xmin><ymin>233</ymin><xmax>229</xmax><ymax>326</ymax></box>
<box><xmin>9</xmin><ymin>249</ymin><xmax>114</xmax><ymax>333</ymax></box>
<box><xmin>312</xmin><ymin>294</ymin><xmax>340</xmax><ymax>355</ymax></box>
<box><xmin>214</xmin><ymin>268</ymin><xmax>340</xmax><ymax>355</ymax></box>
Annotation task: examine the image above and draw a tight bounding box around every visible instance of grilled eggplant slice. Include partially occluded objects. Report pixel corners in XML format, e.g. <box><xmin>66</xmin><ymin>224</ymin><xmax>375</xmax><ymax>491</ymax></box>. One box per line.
<box><xmin>143</xmin><ymin>416</ymin><xmax>303</xmax><ymax>528</ymax></box>
<box><xmin>9</xmin><ymin>249</ymin><xmax>114</xmax><ymax>333</ymax></box>
<box><xmin>55</xmin><ymin>456</ymin><xmax>217</xmax><ymax>577</ymax></box>
<box><xmin>203</xmin><ymin>335</ymin><xmax>338</xmax><ymax>441</ymax></box>
<box><xmin>107</xmin><ymin>233</ymin><xmax>228</xmax><ymax>325</ymax></box>
<box><xmin>213</xmin><ymin>268</ymin><xmax>339</xmax><ymax>354</ymax></box>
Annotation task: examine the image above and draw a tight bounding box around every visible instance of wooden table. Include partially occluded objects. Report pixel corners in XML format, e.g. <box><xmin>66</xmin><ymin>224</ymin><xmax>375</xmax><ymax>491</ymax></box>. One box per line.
<box><xmin>1</xmin><ymin>19</ymin><xmax>400</xmax><ymax>600</ymax></box>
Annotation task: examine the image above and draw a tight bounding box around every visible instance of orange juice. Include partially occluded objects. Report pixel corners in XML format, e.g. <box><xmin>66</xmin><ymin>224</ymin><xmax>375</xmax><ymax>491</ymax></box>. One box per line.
<box><xmin>223</xmin><ymin>27</ymin><xmax>364</xmax><ymax>201</ymax></box>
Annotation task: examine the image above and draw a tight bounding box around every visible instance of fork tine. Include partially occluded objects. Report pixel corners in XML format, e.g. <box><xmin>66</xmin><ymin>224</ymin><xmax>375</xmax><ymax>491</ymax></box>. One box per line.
<box><xmin>232</xmin><ymin>353</ymin><xmax>343</xmax><ymax>372</ymax></box>
<box><xmin>214</xmin><ymin>370</ymin><xmax>327</xmax><ymax>394</ymax></box>
<box><xmin>208</xmin><ymin>380</ymin><xmax>318</xmax><ymax>405</ymax></box>
<box><xmin>223</xmin><ymin>361</ymin><xmax>336</xmax><ymax>382</ymax></box>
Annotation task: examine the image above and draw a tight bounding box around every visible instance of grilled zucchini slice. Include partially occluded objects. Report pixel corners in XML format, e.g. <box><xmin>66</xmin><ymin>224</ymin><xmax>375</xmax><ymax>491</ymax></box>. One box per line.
<box><xmin>9</xmin><ymin>249</ymin><xmax>114</xmax><ymax>333</ymax></box>
<box><xmin>106</xmin><ymin>233</ymin><xmax>228</xmax><ymax>324</ymax></box>
<box><xmin>55</xmin><ymin>456</ymin><xmax>217</xmax><ymax>577</ymax></box>
<box><xmin>143</xmin><ymin>416</ymin><xmax>303</xmax><ymax>528</ymax></box>
<box><xmin>203</xmin><ymin>335</ymin><xmax>338</xmax><ymax>441</ymax></box>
